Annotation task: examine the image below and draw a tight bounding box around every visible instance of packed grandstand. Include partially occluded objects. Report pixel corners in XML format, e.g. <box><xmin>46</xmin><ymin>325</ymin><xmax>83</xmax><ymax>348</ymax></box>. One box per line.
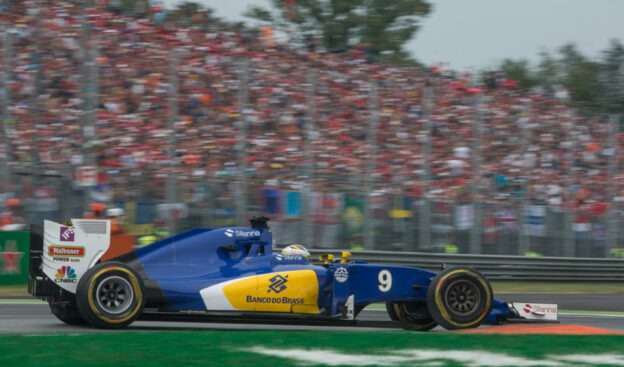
<box><xmin>0</xmin><ymin>1</ymin><xmax>622</xmax><ymax>256</ymax></box>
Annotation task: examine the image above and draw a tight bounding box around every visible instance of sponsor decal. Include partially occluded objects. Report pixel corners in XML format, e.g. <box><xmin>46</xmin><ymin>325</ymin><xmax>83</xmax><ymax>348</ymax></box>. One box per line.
<box><xmin>246</xmin><ymin>274</ymin><xmax>305</xmax><ymax>306</ymax></box>
<box><xmin>59</xmin><ymin>226</ymin><xmax>75</xmax><ymax>242</ymax></box>
<box><xmin>513</xmin><ymin>302</ymin><xmax>558</xmax><ymax>320</ymax></box>
<box><xmin>523</xmin><ymin>304</ymin><xmax>532</xmax><ymax>313</ymax></box>
<box><xmin>273</xmin><ymin>254</ymin><xmax>307</xmax><ymax>265</ymax></box>
<box><xmin>245</xmin><ymin>295</ymin><xmax>305</xmax><ymax>305</ymax></box>
<box><xmin>219</xmin><ymin>270</ymin><xmax>320</xmax><ymax>313</ymax></box>
<box><xmin>224</xmin><ymin>229</ymin><xmax>261</xmax><ymax>238</ymax></box>
<box><xmin>268</xmin><ymin>274</ymin><xmax>288</xmax><ymax>294</ymax></box>
<box><xmin>55</xmin><ymin>265</ymin><xmax>78</xmax><ymax>283</ymax></box>
<box><xmin>523</xmin><ymin>303</ymin><xmax>558</xmax><ymax>316</ymax></box>
<box><xmin>48</xmin><ymin>246</ymin><xmax>85</xmax><ymax>257</ymax></box>
<box><xmin>334</xmin><ymin>267</ymin><xmax>348</xmax><ymax>283</ymax></box>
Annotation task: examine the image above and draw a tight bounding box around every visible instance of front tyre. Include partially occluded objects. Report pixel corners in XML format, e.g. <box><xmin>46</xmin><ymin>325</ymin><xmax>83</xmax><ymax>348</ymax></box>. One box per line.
<box><xmin>426</xmin><ymin>267</ymin><xmax>493</xmax><ymax>330</ymax></box>
<box><xmin>76</xmin><ymin>262</ymin><xmax>145</xmax><ymax>329</ymax></box>
<box><xmin>386</xmin><ymin>301</ymin><xmax>438</xmax><ymax>331</ymax></box>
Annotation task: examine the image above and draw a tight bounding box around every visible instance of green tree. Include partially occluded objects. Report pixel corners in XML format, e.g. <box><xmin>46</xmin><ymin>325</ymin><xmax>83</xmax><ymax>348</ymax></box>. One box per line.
<box><xmin>497</xmin><ymin>58</ymin><xmax>538</xmax><ymax>90</ymax></box>
<box><xmin>169</xmin><ymin>1</ymin><xmax>205</xmax><ymax>22</ymax></box>
<box><xmin>244</xmin><ymin>0</ymin><xmax>431</xmax><ymax>64</ymax></box>
<box><xmin>529</xmin><ymin>46</ymin><xmax>605</xmax><ymax>110</ymax></box>
<box><xmin>110</xmin><ymin>0</ymin><xmax>247</xmax><ymax>32</ymax></box>
<box><xmin>167</xmin><ymin>1</ymin><xmax>248</xmax><ymax>32</ymax></box>
<box><xmin>493</xmin><ymin>45</ymin><xmax>615</xmax><ymax>114</ymax></box>
<box><xmin>598</xmin><ymin>40</ymin><xmax>624</xmax><ymax>114</ymax></box>
<box><xmin>535</xmin><ymin>50</ymin><xmax>562</xmax><ymax>88</ymax></box>
<box><xmin>556</xmin><ymin>44</ymin><xmax>603</xmax><ymax>110</ymax></box>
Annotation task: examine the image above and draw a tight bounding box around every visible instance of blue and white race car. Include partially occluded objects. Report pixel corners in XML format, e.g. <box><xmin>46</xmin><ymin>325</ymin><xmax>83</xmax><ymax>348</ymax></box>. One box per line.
<box><xmin>28</xmin><ymin>217</ymin><xmax>555</xmax><ymax>330</ymax></box>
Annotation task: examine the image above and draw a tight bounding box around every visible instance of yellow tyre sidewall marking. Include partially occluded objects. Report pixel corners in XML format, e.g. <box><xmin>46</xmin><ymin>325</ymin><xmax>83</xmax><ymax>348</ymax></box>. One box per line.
<box><xmin>434</xmin><ymin>269</ymin><xmax>492</xmax><ymax>328</ymax></box>
<box><xmin>87</xmin><ymin>266</ymin><xmax>143</xmax><ymax>324</ymax></box>
<box><xmin>393</xmin><ymin>303</ymin><xmax>401</xmax><ymax>319</ymax></box>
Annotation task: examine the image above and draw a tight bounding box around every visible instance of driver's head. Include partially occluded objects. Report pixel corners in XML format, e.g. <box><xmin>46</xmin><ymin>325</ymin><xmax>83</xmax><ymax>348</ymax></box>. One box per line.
<box><xmin>281</xmin><ymin>244</ymin><xmax>310</xmax><ymax>259</ymax></box>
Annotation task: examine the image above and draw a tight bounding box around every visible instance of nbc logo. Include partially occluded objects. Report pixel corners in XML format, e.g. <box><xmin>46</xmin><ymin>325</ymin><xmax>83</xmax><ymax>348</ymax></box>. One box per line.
<box><xmin>55</xmin><ymin>266</ymin><xmax>78</xmax><ymax>283</ymax></box>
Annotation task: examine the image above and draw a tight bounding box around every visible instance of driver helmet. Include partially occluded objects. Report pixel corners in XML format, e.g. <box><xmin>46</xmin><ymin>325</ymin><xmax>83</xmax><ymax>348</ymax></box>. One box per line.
<box><xmin>281</xmin><ymin>244</ymin><xmax>310</xmax><ymax>259</ymax></box>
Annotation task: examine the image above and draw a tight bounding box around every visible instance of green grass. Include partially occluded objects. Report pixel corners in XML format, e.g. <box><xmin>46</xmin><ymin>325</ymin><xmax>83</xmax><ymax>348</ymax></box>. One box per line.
<box><xmin>0</xmin><ymin>331</ymin><xmax>622</xmax><ymax>367</ymax></box>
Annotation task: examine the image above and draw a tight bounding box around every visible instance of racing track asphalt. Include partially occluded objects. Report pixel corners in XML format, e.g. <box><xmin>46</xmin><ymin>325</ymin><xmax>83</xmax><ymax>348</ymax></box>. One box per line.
<box><xmin>0</xmin><ymin>294</ymin><xmax>623</xmax><ymax>335</ymax></box>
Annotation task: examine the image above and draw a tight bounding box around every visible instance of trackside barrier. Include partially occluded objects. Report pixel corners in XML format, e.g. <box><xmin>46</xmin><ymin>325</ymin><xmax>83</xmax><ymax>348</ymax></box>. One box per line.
<box><xmin>307</xmin><ymin>249</ymin><xmax>624</xmax><ymax>283</ymax></box>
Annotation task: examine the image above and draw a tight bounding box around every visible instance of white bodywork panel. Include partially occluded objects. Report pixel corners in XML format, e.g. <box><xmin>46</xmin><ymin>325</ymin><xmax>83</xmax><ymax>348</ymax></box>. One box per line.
<box><xmin>42</xmin><ymin>219</ymin><xmax>111</xmax><ymax>294</ymax></box>
<box><xmin>512</xmin><ymin>302</ymin><xmax>558</xmax><ymax>321</ymax></box>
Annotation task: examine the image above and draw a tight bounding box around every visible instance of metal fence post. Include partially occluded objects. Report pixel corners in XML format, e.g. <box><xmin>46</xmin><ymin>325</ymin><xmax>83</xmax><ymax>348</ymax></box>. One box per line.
<box><xmin>235</xmin><ymin>58</ymin><xmax>249</xmax><ymax>227</ymax></box>
<box><xmin>301</xmin><ymin>68</ymin><xmax>316</xmax><ymax>247</ymax></box>
<box><xmin>419</xmin><ymin>84</ymin><xmax>434</xmax><ymax>251</ymax></box>
<box><xmin>80</xmin><ymin>0</ymin><xmax>99</xmax><ymax>213</ymax></box>
<box><xmin>517</xmin><ymin>105</ymin><xmax>532</xmax><ymax>256</ymax></box>
<box><xmin>363</xmin><ymin>80</ymin><xmax>379</xmax><ymax>250</ymax></box>
<box><xmin>607</xmin><ymin>114</ymin><xmax>620</xmax><ymax>256</ymax></box>
<box><xmin>470</xmin><ymin>94</ymin><xmax>483</xmax><ymax>254</ymax></box>
<box><xmin>29</xmin><ymin>0</ymin><xmax>45</xmax><ymax>224</ymax></box>
<box><xmin>0</xmin><ymin>18</ymin><xmax>11</xmax><ymax>189</ymax></box>
<box><xmin>166</xmin><ymin>48</ymin><xmax>179</xmax><ymax>233</ymax></box>
<box><xmin>563</xmin><ymin>112</ymin><xmax>576</xmax><ymax>257</ymax></box>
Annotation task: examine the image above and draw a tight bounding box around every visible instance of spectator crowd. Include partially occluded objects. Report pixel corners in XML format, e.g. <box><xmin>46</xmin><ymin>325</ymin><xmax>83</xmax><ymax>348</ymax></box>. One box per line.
<box><xmin>0</xmin><ymin>0</ymin><xmax>622</xmax><ymax>229</ymax></box>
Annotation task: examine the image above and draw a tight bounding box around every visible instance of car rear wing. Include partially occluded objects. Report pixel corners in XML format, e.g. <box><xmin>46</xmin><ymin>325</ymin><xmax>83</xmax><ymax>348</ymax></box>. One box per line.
<box><xmin>28</xmin><ymin>219</ymin><xmax>111</xmax><ymax>298</ymax></box>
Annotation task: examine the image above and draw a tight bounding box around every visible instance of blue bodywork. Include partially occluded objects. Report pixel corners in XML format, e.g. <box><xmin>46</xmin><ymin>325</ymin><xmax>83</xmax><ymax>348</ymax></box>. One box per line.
<box><xmin>123</xmin><ymin>221</ymin><xmax>510</xmax><ymax>323</ymax></box>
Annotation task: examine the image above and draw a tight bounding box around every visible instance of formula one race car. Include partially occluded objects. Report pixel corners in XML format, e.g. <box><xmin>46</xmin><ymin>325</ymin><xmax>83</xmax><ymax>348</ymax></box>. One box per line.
<box><xmin>28</xmin><ymin>217</ymin><xmax>556</xmax><ymax>330</ymax></box>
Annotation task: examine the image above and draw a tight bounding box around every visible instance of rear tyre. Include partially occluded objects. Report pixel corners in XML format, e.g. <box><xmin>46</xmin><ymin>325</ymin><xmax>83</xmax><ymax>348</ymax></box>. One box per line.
<box><xmin>386</xmin><ymin>301</ymin><xmax>438</xmax><ymax>331</ymax></box>
<box><xmin>76</xmin><ymin>262</ymin><xmax>145</xmax><ymax>329</ymax></box>
<box><xmin>426</xmin><ymin>267</ymin><xmax>493</xmax><ymax>330</ymax></box>
<box><xmin>49</xmin><ymin>298</ymin><xmax>85</xmax><ymax>325</ymax></box>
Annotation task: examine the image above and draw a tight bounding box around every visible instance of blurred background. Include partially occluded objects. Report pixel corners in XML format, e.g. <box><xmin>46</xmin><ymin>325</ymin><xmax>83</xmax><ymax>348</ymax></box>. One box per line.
<box><xmin>1</xmin><ymin>0</ymin><xmax>624</xmax><ymax>258</ymax></box>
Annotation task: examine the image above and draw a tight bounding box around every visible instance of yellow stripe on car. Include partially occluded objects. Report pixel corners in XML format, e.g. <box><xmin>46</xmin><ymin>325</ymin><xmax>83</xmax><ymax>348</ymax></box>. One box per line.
<box><xmin>223</xmin><ymin>270</ymin><xmax>319</xmax><ymax>313</ymax></box>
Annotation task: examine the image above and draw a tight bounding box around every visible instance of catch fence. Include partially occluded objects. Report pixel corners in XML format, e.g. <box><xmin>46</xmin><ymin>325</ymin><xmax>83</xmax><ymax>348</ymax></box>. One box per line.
<box><xmin>6</xmin><ymin>168</ymin><xmax>623</xmax><ymax>258</ymax></box>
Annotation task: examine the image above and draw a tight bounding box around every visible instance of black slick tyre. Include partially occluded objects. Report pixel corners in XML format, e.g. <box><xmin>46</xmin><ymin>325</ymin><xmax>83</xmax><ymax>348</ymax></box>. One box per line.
<box><xmin>426</xmin><ymin>267</ymin><xmax>493</xmax><ymax>330</ymax></box>
<box><xmin>76</xmin><ymin>262</ymin><xmax>145</xmax><ymax>329</ymax></box>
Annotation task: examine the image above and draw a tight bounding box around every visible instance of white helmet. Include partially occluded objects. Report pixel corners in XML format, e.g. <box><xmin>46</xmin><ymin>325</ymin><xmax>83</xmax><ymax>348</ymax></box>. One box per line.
<box><xmin>281</xmin><ymin>244</ymin><xmax>310</xmax><ymax>259</ymax></box>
